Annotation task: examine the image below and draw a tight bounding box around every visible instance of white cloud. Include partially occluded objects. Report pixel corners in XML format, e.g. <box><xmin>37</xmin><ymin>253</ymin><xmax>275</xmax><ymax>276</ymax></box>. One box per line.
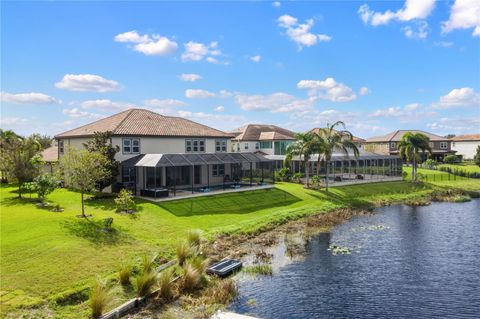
<box><xmin>114</xmin><ymin>30</ymin><xmax>178</xmax><ymax>56</ymax></box>
<box><xmin>403</xmin><ymin>21</ymin><xmax>429</xmax><ymax>39</ymax></box>
<box><xmin>433</xmin><ymin>87</ymin><xmax>480</xmax><ymax>108</ymax></box>
<box><xmin>434</xmin><ymin>41</ymin><xmax>454</xmax><ymax>48</ymax></box>
<box><xmin>181</xmin><ymin>41</ymin><xmax>225</xmax><ymax>63</ymax></box>
<box><xmin>358</xmin><ymin>0</ymin><xmax>436</xmax><ymax>26</ymax></box>
<box><xmin>359</xmin><ymin>87</ymin><xmax>371</xmax><ymax>95</ymax></box>
<box><xmin>215</xmin><ymin>105</ymin><xmax>225</xmax><ymax>112</ymax></box>
<box><xmin>277</xmin><ymin>14</ymin><xmax>332</xmax><ymax>49</ymax></box>
<box><xmin>62</xmin><ymin>108</ymin><xmax>104</xmax><ymax>119</ymax></box>
<box><xmin>297</xmin><ymin>77</ymin><xmax>357</xmax><ymax>102</ymax></box>
<box><xmin>0</xmin><ymin>116</ymin><xmax>28</xmax><ymax>125</ymax></box>
<box><xmin>80</xmin><ymin>99</ymin><xmax>136</xmax><ymax>111</ymax></box>
<box><xmin>185</xmin><ymin>89</ymin><xmax>217</xmax><ymax>99</ymax></box>
<box><xmin>1</xmin><ymin>91</ymin><xmax>61</xmax><ymax>104</ymax></box>
<box><xmin>370</xmin><ymin>103</ymin><xmax>435</xmax><ymax>122</ymax></box>
<box><xmin>250</xmin><ymin>55</ymin><xmax>262</xmax><ymax>62</ymax></box>
<box><xmin>178</xmin><ymin>73</ymin><xmax>202</xmax><ymax>82</ymax></box>
<box><xmin>427</xmin><ymin>117</ymin><xmax>480</xmax><ymax>134</ymax></box>
<box><xmin>442</xmin><ymin>0</ymin><xmax>480</xmax><ymax>37</ymax></box>
<box><xmin>235</xmin><ymin>92</ymin><xmax>316</xmax><ymax>113</ymax></box>
<box><xmin>272</xmin><ymin>1</ymin><xmax>281</xmax><ymax>8</ymax></box>
<box><xmin>55</xmin><ymin>74</ymin><xmax>120</xmax><ymax>92</ymax></box>
<box><xmin>144</xmin><ymin>98</ymin><xmax>187</xmax><ymax>108</ymax></box>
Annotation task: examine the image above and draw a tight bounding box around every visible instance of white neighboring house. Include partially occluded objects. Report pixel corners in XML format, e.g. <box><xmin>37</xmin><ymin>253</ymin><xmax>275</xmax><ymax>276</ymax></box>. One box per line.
<box><xmin>230</xmin><ymin>124</ymin><xmax>296</xmax><ymax>155</ymax></box>
<box><xmin>55</xmin><ymin>108</ymin><xmax>273</xmax><ymax>197</ymax></box>
<box><xmin>450</xmin><ymin>134</ymin><xmax>480</xmax><ymax>160</ymax></box>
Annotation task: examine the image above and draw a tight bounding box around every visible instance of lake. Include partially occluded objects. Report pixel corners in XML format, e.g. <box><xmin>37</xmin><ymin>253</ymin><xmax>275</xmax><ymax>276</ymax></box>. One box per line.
<box><xmin>230</xmin><ymin>199</ymin><xmax>480</xmax><ymax>318</ymax></box>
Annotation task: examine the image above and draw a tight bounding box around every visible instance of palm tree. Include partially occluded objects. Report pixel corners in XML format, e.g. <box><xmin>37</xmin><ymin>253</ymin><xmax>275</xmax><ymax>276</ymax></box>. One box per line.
<box><xmin>313</xmin><ymin>121</ymin><xmax>359</xmax><ymax>191</ymax></box>
<box><xmin>284</xmin><ymin>132</ymin><xmax>315</xmax><ymax>187</ymax></box>
<box><xmin>398</xmin><ymin>132</ymin><xmax>431</xmax><ymax>182</ymax></box>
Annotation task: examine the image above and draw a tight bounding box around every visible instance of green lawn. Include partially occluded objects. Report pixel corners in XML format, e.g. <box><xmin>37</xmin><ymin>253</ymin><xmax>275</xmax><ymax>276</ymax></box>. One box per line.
<box><xmin>438</xmin><ymin>163</ymin><xmax>480</xmax><ymax>173</ymax></box>
<box><xmin>403</xmin><ymin>166</ymin><xmax>480</xmax><ymax>189</ymax></box>
<box><xmin>1</xmin><ymin>172</ymin><xmax>479</xmax><ymax>318</ymax></box>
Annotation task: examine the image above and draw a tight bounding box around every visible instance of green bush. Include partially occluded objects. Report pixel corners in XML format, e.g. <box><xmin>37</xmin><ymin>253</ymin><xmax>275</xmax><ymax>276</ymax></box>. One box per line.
<box><xmin>89</xmin><ymin>278</ymin><xmax>112</xmax><ymax>318</ymax></box>
<box><xmin>275</xmin><ymin>167</ymin><xmax>291</xmax><ymax>182</ymax></box>
<box><xmin>443</xmin><ymin>155</ymin><xmax>459</xmax><ymax>164</ymax></box>
<box><xmin>135</xmin><ymin>270</ymin><xmax>157</xmax><ymax>297</ymax></box>
<box><xmin>118</xmin><ymin>260</ymin><xmax>132</xmax><ymax>286</ymax></box>
<box><xmin>423</xmin><ymin>159</ymin><xmax>438</xmax><ymax>169</ymax></box>
<box><xmin>114</xmin><ymin>189</ymin><xmax>136</xmax><ymax>213</ymax></box>
<box><xmin>474</xmin><ymin>145</ymin><xmax>480</xmax><ymax>167</ymax></box>
<box><xmin>292</xmin><ymin>172</ymin><xmax>304</xmax><ymax>184</ymax></box>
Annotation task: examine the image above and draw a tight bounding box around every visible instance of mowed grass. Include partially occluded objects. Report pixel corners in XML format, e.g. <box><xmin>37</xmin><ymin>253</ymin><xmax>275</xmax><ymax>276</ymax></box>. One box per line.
<box><xmin>403</xmin><ymin>166</ymin><xmax>480</xmax><ymax>190</ymax></box>
<box><xmin>438</xmin><ymin>163</ymin><xmax>480</xmax><ymax>173</ymax></box>
<box><xmin>1</xmin><ymin>171</ymin><xmax>479</xmax><ymax>318</ymax></box>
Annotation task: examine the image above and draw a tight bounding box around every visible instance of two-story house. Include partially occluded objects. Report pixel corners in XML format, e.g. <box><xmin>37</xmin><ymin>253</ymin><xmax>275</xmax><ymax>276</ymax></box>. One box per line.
<box><xmin>55</xmin><ymin>108</ymin><xmax>272</xmax><ymax>197</ymax></box>
<box><xmin>364</xmin><ymin>130</ymin><xmax>455</xmax><ymax>161</ymax></box>
<box><xmin>450</xmin><ymin>134</ymin><xmax>480</xmax><ymax>160</ymax></box>
<box><xmin>230</xmin><ymin>124</ymin><xmax>296</xmax><ymax>155</ymax></box>
<box><xmin>309</xmin><ymin>128</ymin><xmax>366</xmax><ymax>147</ymax></box>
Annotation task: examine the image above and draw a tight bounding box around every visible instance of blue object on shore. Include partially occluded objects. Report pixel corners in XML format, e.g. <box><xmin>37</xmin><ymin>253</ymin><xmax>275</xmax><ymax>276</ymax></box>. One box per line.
<box><xmin>207</xmin><ymin>259</ymin><xmax>242</xmax><ymax>277</ymax></box>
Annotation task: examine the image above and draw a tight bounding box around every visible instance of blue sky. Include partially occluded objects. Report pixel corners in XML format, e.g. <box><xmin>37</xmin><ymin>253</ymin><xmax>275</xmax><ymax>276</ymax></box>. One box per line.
<box><xmin>1</xmin><ymin>0</ymin><xmax>479</xmax><ymax>138</ymax></box>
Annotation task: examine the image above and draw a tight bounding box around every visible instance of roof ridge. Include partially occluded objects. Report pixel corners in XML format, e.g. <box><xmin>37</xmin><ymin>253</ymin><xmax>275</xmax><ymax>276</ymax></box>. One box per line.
<box><xmin>113</xmin><ymin>108</ymin><xmax>137</xmax><ymax>133</ymax></box>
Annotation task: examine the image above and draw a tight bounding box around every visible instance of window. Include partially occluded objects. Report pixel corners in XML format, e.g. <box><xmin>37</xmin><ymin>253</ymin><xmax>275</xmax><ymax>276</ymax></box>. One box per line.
<box><xmin>260</xmin><ymin>141</ymin><xmax>272</xmax><ymax>149</ymax></box>
<box><xmin>255</xmin><ymin>142</ymin><xmax>260</xmax><ymax>150</ymax></box>
<box><xmin>122</xmin><ymin>167</ymin><xmax>136</xmax><ymax>183</ymax></box>
<box><xmin>440</xmin><ymin>142</ymin><xmax>448</xmax><ymax>149</ymax></box>
<box><xmin>59</xmin><ymin>140</ymin><xmax>64</xmax><ymax>154</ymax></box>
<box><xmin>237</xmin><ymin>143</ymin><xmax>240</xmax><ymax>151</ymax></box>
<box><xmin>123</xmin><ymin>138</ymin><xmax>140</xmax><ymax>154</ymax></box>
<box><xmin>185</xmin><ymin>139</ymin><xmax>205</xmax><ymax>152</ymax></box>
<box><xmin>274</xmin><ymin>141</ymin><xmax>292</xmax><ymax>155</ymax></box>
<box><xmin>390</xmin><ymin>142</ymin><xmax>396</xmax><ymax>149</ymax></box>
<box><xmin>244</xmin><ymin>143</ymin><xmax>249</xmax><ymax>150</ymax></box>
<box><xmin>216</xmin><ymin>140</ymin><xmax>227</xmax><ymax>152</ymax></box>
<box><xmin>212</xmin><ymin>164</ymin><xmax>225</xmax><ymax>176</ymax></box>
<box><xmin>452</xmin><ymin>142</ymin><xmax>456</xmax><ymax>147</ymax></box>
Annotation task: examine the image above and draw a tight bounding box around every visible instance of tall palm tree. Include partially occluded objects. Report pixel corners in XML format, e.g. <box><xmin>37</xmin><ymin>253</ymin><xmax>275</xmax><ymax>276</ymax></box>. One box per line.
<box><xmin>313</xmin><ymin>121</ymin><xmax>359</xmax><ymax>191</ymax></box>
<box><xmin>284</xmin><ymin>132</ymin><xmax>315</xmax><ymax>187</ymax></box>
<box><xmin>398</xmin><ymin>132</ymin><xmax>431</xmax><ymax>182</ymax></box>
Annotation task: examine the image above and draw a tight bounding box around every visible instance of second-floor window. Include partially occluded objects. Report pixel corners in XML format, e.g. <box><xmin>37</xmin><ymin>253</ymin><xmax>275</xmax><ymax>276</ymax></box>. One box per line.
<box><xmin>123</xmin><ymin>138</ymin><xmax>140</xmax><ymax>154</ymax></box>
<box><xmin>390</xmin><ymin>142</ymin><xmax>396</xmax><ymax>149</ymax></box>
<box><xmin>186</xmin><ymin>139</ymin><xmax>205</xmax><ymax>152</ymax></box>
<box><xmin>215</xmin><ymin>140</ymin><xmax>227</xmax><ymax>152</ymax></box>
<box><xmin>244</xmin><ymin>143</ymin><xmax>249</xmax><ymax>150</ymax></box>
<box><xmin>59</xmin><ymin>140</ymin><xmax>64</xmax><ymax>154</ymax></box>
<box><xmin>255</xmin><ymin>142</ymin><xmax>260</xmax><ymax>150</ymax></box>
<box><xmin>440</xmin><ymin>141</ymin><xmax>448</xmax><ymax>149</ymax></box>
<box><xmin>260</xmin><ymin>141</ymin><xmax>272</xmax><ymax>149</ymax></box>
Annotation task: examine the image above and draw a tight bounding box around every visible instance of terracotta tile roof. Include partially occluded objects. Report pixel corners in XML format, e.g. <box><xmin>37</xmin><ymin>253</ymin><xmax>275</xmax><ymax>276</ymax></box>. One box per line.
<box><xmin>41</xmin><ymin>146</ymin><xmax>58</xmax><ymax>162</ymax></box>
<box><xmin>55</xmin><ymin>108</ymin><xmax>234</xmax><ymax>138</ymax></box>
<box><xmin>309</xmin><ymin>128</ymin><xmax>365</xmax><ymax>142</ymax></box>
<box><xmin>450</xmin><ymin>134</ymin><xmax>480</xmax><ymax>141</ymax></box>
<box><xmin>230</xmin><ymin>124</ymin><xmax>296</xmax><ymax>141</ymax></box>
<box><xmin>366</xmin><ymin>130</ymin><xmax>448</xmax><ymax>142</ymax></box>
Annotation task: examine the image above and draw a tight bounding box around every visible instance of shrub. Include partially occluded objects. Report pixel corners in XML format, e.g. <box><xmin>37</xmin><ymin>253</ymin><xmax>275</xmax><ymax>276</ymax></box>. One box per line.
<box><xmin>206</xmin><ymin>279</ymin><xmax>237</xmax><ymax>304</ymax></box>
<box><xmin>118</xmin><ymin>260</ymin><xmax>132</xmax><ymax>286</ymax></box>
<box><xmin>275</xmin><ymin>167</ymin><xmax>291</xmax><ymax>182</ymax></box>
<box><xmin>292</xmin><ymin>172</ymin><xmax>303</xmax><ymax>184</ymax></box>
<box><xmin>141</xmin><ymin>253</ymin><xmax>158</xmax><ymax>273</ymax></box>
<box><xmin>114</xmin><ymin>189</ymin><xmax>136</xmax><ymax>213</ymax></box>
<box><xmin>176</xmin><ymin>241</ymin><xmax>191</xmax><ymax>266</ymax></box>
<box><xmin>181</xmin><ymin>263</ymin><xmax>202</xmax><ymax>293</ymax></box>
<box><xmin>402</xmin><ymin>171</ymin><xmax>408</xmax><ymax>180</ymax></box>
<box><xmin>103</xmin><ymin>217</ymin><xmax>113</xmax><ymax>231</ymax></box>
<box><xmin>32</xmin><ymin>174</ymin><xmax>59</xmax><ymax>203</ymax></box>
<box><xmin>423</xmin><ymin>159</ymin><xmax>438</xmax><ymax>169</ymax></box>
<box><xmin>135</xmin><ymin>270</ymin><xmax>157</xmax><ymax>297</ymax></box>
<box><xmin>89</xmin><ymin>278</ymin><xmax>112</xmax><ymax>319</ymax></box>
<box><xmin>443</xmin><ymin>155</ymin><xmax>459</xmax><ymax>164</ymax></box>
<box><xmin>474</xmin><ymin>145</ymin><xmax>480</xmax><ymax>167</ymax></box>
<box><xmin>188</xmin><ymin>255</ymin><xmax>209</xmax><ymax>274</ymax></box>
<box><xmin>158</xmin><ymin>268</ymin><xmax>175</xmax><ymax>301</ymax></box>
<box><xmin>187</xmin><ymin>229</ymin><xmax>202</xmax><ymax>248</ymax></box>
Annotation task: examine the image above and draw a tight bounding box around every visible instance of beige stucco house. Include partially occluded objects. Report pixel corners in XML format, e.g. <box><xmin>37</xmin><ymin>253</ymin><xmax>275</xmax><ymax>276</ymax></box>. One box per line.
<box><xmin>450</xmin><ymin>134</ymin><xmax>480</xmax><ymax>160</ymax></box>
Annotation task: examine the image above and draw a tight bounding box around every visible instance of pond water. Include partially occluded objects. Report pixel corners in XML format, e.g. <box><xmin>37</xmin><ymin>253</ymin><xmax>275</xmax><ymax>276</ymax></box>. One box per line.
<box><xmin>230</xmin><ymin>199</ymin><xmax>480</xmax><ymax>318</ymax></box>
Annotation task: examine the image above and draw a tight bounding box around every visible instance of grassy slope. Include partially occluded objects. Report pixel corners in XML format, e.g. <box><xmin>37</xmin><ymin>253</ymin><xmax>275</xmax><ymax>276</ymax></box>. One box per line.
<box><xmin>1</xmin><ymin>171</ymin><xmax>479</xmax><ymax>317</ymax></box>
<box><xmin>403</xmin><ymin>166</ymin><xmax>480</xmax><ymax>189</ymax></box>
<box><xmin>438</xmin><ymin>163</ymin><xmax>480</xmax><ymax>173</ymax></box>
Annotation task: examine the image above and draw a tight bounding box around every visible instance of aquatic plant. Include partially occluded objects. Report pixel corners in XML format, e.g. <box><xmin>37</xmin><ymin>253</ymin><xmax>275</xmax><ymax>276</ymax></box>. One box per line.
<box><xmin>244</xmin><ymin>264</ymin><xmax>273</xmax><ymax>276</ymax></box>
<box><xmin>328</xmin><ymin>245</ymin><xmax>351</xmax><ymax>255</ymax></box>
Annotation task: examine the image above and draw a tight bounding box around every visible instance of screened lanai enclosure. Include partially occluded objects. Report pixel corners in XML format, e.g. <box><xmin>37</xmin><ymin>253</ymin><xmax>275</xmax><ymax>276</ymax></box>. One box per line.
<box><xmin>120</xmin><ymin>153</ymin><xmax>275</xmax><ymax>198</ymax></box>
<box><xmin>267</xmin><ymin>150</ymin><xmax>403</xmax><ymax>186</ymax></box>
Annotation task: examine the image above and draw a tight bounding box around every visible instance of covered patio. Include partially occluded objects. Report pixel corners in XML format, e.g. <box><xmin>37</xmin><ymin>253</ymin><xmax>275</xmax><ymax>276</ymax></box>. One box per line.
<box><xmin>120</xmin><ymin>152</ymin><xmax>275</xmax><ymax>198</ymax></box>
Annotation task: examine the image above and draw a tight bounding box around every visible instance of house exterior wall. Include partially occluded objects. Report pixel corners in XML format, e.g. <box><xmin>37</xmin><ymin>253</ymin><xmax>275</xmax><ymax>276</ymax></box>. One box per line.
<box><xmin>452</xmin><ymin>141</ymin><xmax>479</xmax><ymax>159</ymax></box>
<box><xmin>364</xmin><ymin>140</ymin><xmax>452</xmax><ymax>155</ymax></box>
<box><xmin>363</xmin><ymin>143</ymin><xmax>390</xmax><ymax>155</ymax></box>
<box><xmin>231</xmin><ymin>140</ymin><xmax>292</xmax><ymax>155</ymax></box>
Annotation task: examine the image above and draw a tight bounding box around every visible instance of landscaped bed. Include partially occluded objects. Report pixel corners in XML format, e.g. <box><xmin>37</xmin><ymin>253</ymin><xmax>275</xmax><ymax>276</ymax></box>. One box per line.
<box><xmin>1</xmin><ymin>170</ymin><xmax>479</xmax><ymax>318</ymax></box>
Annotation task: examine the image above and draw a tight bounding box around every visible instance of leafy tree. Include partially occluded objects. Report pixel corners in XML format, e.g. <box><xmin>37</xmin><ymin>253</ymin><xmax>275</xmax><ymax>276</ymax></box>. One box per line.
<box><xmin>114</xmin><ymin>189</ymin><xmax>136</xmax><ymax>213</ymax></box>
<box><xmin>398</xmin><ymin>132</ymin><xmax>431</xmax><ymax>182</ymax></box>
<box><xmin>32</xmin><ymin>174</ymin><xmax>59</xmax><ymax>203</ymax></box>
<box><xmin>58</xmin><ymin>147</ymin><xmax>109</xmax><ymax>217</ymax></box>
<box><xmin>312</xmin><ymin>121</ymin><xmax>359</xmax><ymax>191</ymax></box>
<box><xmin>29</xmin><ymin>133</ymin><xmax>53</xmax><ymax>150</ymax></box>
<box><xmin>83</xmin><ymin>131</ymin><xmax>120</xmax><ymax>191</ymax></box>
<box><xmin>1</xmin><ymin>134</ymin><xmax>43</xmax><ymax>197</ymax></box>
<box><xmin>0</xmin><ymin>129</ymin><xmax>22</xmax><ymax>183</ymax></box>
<box><xmin>284</xmin><ymin>133</ymin><xmax>315</xmax><ymax>187</ymax></box>
<box><xmin>474</xmin><ymin>146</ymin><xmax>480</xmax><ymax>167</ymax></box>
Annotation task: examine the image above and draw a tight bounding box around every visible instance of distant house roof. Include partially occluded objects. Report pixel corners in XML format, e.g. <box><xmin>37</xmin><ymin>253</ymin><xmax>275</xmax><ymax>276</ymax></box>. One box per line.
<box><xmin>41</xmin><ymin>146</ymin><xmax>58</xmax><ymax>162</ymax></box>
<box><xmin>55</xmin><ymin>108</ymin><xmax>234</xmax><ymax>139</ymax></box>
<box><xmin>308</xmin><ymin>128</ymin><xmax>366</xmax><ymax>143</ymax></box>
<box><xmin>450</xmin><ymin>134</ymin><xmax>480</xmax><ymax>142</ymax></box>
<box><xmin>230</xmin><ymin>124</ymin><xmax>296</xmax><ymax>141</ymax></box>
<box><xmin>366</xmin><ymin>130</ymin><xmax>448</xmax><ymax>143</ymax></box>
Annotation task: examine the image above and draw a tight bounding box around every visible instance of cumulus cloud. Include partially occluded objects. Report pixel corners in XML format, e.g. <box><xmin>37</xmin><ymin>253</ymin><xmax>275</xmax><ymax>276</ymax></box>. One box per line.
<box><xmin>144</xmin><ymin>98</ymin><xmax>187</xmax><ymax>108</ymax></box>
<box><xmin>55</xmin><ymin>74</ymin><xmax>120</xmax><ymax>92</ymax></box>
<box><xmin>1</xmin><ymin>91</ymin><xmax>61</xmax><ymax>104</ymax></box>
<box><xmin>359</xmin><ymin>87</ymin><xmax>371</xmax><ymax>95</ymax></box>
<box><xmin>215</xmin><ymin>105</ymin><xmax>225</xmax><ymax>112</ymax></box>
<box><xmin>370</xmin><ymin>103</ymin><xmax>434</xmax><ymax>122</ymax></box>
<box><xmin>235</xmin><ymin>92</ymin><xmax>316</xmax><ymax>113</ymax></box>
<box><xmin>80</xmin><ymin>99</ymin><xmax>136</xmax><ymax>111</ymax></box>
<box><xmin>250</xmin><ymin>55</ymin><xmax>262</xmax><ymax>62</ymax></box>
<box><xmin>181</xmin><ymin>41</ymin><xmax>225</xmax><ymax>63</ymax></box>
<box><xmin>0</xmin><ymin>116</ymin><xmax>28</xmax><ymax>125</ymax></box>
<box><xmin>62</xmin><ymin>108</ymin><xmax>104</xmax><ymax>119</ymax></box>
<box><xmin>432</xmin><ymin>87</ymin><xmax>480</xmax><ymax>108</ymax></box>
<box><xmin>427</xmin><ymin>117</ymin><xmax>480</xmax><ymax>134</ymax></box>
<box><xmin>434</xmin><ymin>41</ymin><xmax>454</xmax><ymax>48</ymax></box>
<box><xmin>358</xmin><ymin>0</ymin><xmax>435</xmax><ymax>26</ymax></box>
<box><xmin>442</xmin><ymin>0</ymin><xmax>480</xmax><ymax>37</ymax></box>
<box><xmin>277</xmin><ymin>14</ymin><xmax>332</xmax><ymax>49</ymax></box>
<box><xmin>185</xmin><ymin>89</ymin><xmax>232</xmax><ymax>99</ymax></box>
<box><xmin>272</xmin><ymin>1</ymin><xmax>281</xmax><ymax>8</ymax></box>
<box><xmin>178</xmin><ymin>73</ymin><xmax>202</xmax><ymax>82</ymax></box>
<box><xmin>297</xmin><ymin>77</ymin><xmax>357</xmax><ymax>102</ymax></box>
<box><xmin>114</xmin><ymin>30</ymin><xmax>178</xmax><ymax>56</ymax></box>
<box><xmin>403</xmin><ymin>21</ymin><xmax>429</xmax><ymax>39</ymax></box>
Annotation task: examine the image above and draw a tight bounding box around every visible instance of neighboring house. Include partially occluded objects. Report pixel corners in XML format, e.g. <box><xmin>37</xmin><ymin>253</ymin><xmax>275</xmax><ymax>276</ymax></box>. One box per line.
<box><xmin>309</xmin><ymin>128</ymin><xmax>366</xmax><ymax>147</ymax></box>
<box><xmin>40</xmin><ymin>145</ymin><xmax>58</xmax><ymax>174</ymax></box>
<box><xmin>55</xmin><ymin>108</ymin><xmax>273</xmax><ymax>197</ymax></box>
<box><xmin>450</xmin><ymin>134</ymin><xmax>480</xmax><ymax>160</ymax></box>
<box><xmin>364</xmin><ymin>130</ymin><xmax>455</xmax><ymax>161</ymax></box>
<box><xmin>230</xmin><ymin>124</ymin><xmax>296</xmax><ymax>155</ymax></box>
